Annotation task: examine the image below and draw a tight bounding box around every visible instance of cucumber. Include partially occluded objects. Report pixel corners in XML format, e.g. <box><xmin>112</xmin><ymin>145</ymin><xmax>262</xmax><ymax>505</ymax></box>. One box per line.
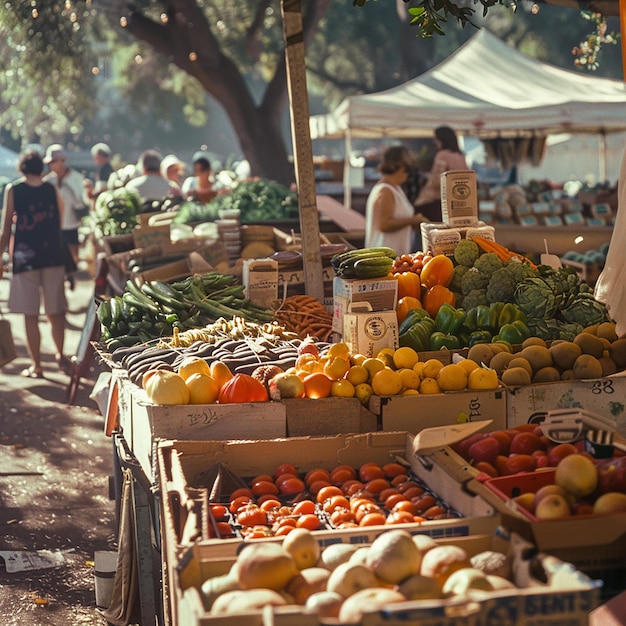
<box><xmin>353</xmin><ymin>256</ymin><xmax>394</xmax><ymax>278</ymax></box>
<box><xmin>96</xmin><ymin>300</ymin><xmax>112</xmax><ymax>327</ymax></box>
<box><xmin>331</xmin><ymin>247</ymin><xmax>396</xmax><ymax>269</ymax></box>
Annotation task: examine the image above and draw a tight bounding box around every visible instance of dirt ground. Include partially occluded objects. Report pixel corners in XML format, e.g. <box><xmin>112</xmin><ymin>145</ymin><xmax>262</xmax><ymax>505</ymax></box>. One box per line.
<box><xmin>0</xmin><ymin>270</ymin><xmax>116</xmax><ymax>625</ymax></box>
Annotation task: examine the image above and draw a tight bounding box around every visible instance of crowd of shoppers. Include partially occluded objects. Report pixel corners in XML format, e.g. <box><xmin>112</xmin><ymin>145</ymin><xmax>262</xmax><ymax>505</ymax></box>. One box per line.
<box><xmin>0</xmin><ymin>142</ymin><xmax>219</xmax><ymax>379</ymax></box>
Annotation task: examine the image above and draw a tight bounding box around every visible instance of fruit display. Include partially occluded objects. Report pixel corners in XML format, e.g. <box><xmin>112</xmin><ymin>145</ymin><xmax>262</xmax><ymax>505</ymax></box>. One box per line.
<box><xmin>206</xmin><ymin>460</ymin><xmax>460</xmax><ymax>540</ymax></box>
<box><xmin>464</xmin><ymin>323</ymin><xmax>626</xmax><ymax>385</ymax></box>
<box><xmin>451</xmin><ymin>421</ymin><xmax>626</xmax><ymax>481</ymax></box>
<box><xmin>196</xmin><ymin>527</ymin><xmax>595</xmax><ymax>621</ymax></box>
<box><xmin>484</xmin><ymin>452</ymin><xmax>626</xmax><ymax>521</ymax></box>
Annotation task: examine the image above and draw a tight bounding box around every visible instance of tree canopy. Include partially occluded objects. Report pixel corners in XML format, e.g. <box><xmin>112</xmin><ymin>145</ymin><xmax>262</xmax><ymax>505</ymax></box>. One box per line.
<box><xmin>0</xmin><ymin>1</ymin><xmax>621</xmax><ymax>183</ymax></box>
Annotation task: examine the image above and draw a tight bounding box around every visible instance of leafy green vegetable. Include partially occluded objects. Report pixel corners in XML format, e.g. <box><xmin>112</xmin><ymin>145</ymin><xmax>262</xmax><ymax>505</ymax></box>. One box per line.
<box><xmin>561</xmin><ymin>293</ymin><xmax>610</xmax><ymax>327</ymax></box>
<box><xmin>514</xmin><ymin>277</ymin><xmax>557</xmax><ymax>319</ymax></box>
<box><xmin>460</xmin><ymin>288</ymin><xmax>488</xmax><ymax>311</ymax></box>
<box><xmin>92</xmin><ymin>187</ymin><xmax>142</xmax><ymax>237</ymax></box>
<box><xmin>473</xmin><ymin>252</ymin><xmax>503</xmax><ymax>275</ymax></box>
<box><xmin>448</xmin><ymin>264</ymin><xmax>469</xmax><ymax>293</ymax></box>
<box><xmin>176</xmin><ymin>178</ymin><xmax>299</xmax><ymax>225</ymax></box>
<box><xmin>173</xmin><ymin>200</ymin><xmax>220</xmax><ymax>225</ymax></box>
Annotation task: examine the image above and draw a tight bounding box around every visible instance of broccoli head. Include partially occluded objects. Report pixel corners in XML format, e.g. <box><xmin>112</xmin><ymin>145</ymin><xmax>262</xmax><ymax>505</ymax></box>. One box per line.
<box><xmin>461</xmin><ymin>267</ymin><xmax>489</xmax><ymax>295</ymax></box>
<box><xmin>461</xmin><ymin>288</ymin><xmax>488</xmax><ymax>310</ymax></box>
<box><xmin>473</xmin><ymin>252</ymin><xmax>503</xmax><ymax>275</ymax></box>
<box><xmin>504</xmin><ymin>258</ymin><xmax>537</xmax><ymax>283</ymax></box>
<box><xmin>454</xmin><ymin>239</ymin><xmax>480</xmax><ymax>267</ymax></box>
<box><xmin>486</xmin><ymin>267</ymin><xmax>518</xmax><ymax>304</ymax></box>
<box><xmin>449</xmin><ymin>264</ymin><xmax>470</xmax><ymax>293</ymax></box>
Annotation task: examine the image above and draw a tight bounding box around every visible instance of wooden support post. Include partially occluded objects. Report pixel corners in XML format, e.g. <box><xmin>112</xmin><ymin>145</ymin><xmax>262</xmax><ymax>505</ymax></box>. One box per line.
<box><xmin>281</xmin><ymin>0</ymin><xmax>324</xmax><ymax>301</ymax></box>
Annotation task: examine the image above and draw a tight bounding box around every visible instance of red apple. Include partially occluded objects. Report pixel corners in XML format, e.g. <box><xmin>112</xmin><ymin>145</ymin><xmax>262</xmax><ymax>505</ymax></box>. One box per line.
<box><xmin>490</xmin><ymin>431</ymin><xmax>512</xmax><ymax>456</ymax></box>
<box><xmin>499</xmin><ymin>454</ymin><xmax>537</xmax><ymax>476</ymax></box>
<box><xmin>452</xmin><ymin>433</ymin><xmax>487</xmax><ymax>460</ymax></box>
<box><xmin>596</xmin><ymin>456</ymin><xmax>626</xmax><ymax>495</ymax></box>
<box><xmin>571</xmin><ymin>500</ymin><xmax>595</xmax><ymax>516</ymax></box>
<box><xmin>534</xmin><ymin>484</ymin><xmax>570</xmax><ymax>507</ymax></box>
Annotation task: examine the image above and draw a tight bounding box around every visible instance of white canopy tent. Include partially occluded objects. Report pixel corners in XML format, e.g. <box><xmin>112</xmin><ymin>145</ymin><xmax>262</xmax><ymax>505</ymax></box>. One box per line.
<box><xmin>310</xmin><ymin>29</ymin><xmax>626</xmax><ymax>202</ymax></box>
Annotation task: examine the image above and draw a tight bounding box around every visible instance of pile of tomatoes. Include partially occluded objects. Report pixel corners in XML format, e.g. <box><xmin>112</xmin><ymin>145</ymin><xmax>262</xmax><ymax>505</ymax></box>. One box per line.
<box><xmin>391</xmin><ymin>251</ymin><xmax>433</xmax><ymax>275</ymax></box>
<box><xmin>208</xmin><ymin>460</ymin><xmax>458</xmax><ymax>539</ymax></box>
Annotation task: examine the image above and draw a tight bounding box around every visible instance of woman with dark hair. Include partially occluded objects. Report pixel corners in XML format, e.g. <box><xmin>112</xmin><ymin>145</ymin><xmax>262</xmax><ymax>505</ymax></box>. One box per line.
<box><xmin>182</xmin><ymin>151</ymin><xmax>217</xmax><ymax>204</ymax></box>
<box><xmin>0</xmin><ymin>150</ymin><xmax>69</xmax><ymax>378</ymax></box>
<box><xmin>414</xmin><ymin>126</ymin><xmax>468</xmax><ymax>222</ymax></box>
<box><xmin>365</xmin><ymin>145</ymin><xmax>427</xmax><ymax>254</ymax></box>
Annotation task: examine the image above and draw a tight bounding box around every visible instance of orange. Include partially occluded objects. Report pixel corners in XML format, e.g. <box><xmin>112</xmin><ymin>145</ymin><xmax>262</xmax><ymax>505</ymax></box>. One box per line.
<box><xmin>326</xmin><ymin>342</ymin><xmax>350</xmax><ymax>360</ymax></box>
<box><xmin>324</xmin><ymin>356</ymin><xmax>350</xmax><ymax>381</ymax></box>
<box><xmin>303</xmin><ymin>372</ymin><xmax>333</xmax><ymax>399</ymax></box>
<box><xmin>392</xmin><ymin>347</ymin><xmax>419</xmax><ymax>370</ymax></box>
<box><xmin>346</xmin><ymin>364</ymin><xmax>369</xmax><ymax>386</ymax></box>
<box><xmin>330</xmin><ymin>379</ymin><xmax>355</xmax><ymax>398</ymax></box>
<box><xmin>371</xmin><ymin>367</ymin><xmax>403</xmax><ymax>396</ymax></box>
<box><xmin>436</xmin><ymin>363</ymin><xmax>468</xmax><ymax>392</ymax></box>
<box><xmin>422</xmin><ymin>358</ymin><xmax>444</xmax><ymax>379</ymax></box>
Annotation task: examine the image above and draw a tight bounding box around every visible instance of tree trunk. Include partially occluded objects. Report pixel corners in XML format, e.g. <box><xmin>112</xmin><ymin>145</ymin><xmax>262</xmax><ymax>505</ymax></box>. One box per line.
<box><xmin>124</xmin><ymin>0</ymin><xmax>331</xmax><ymax>187</ymax></box>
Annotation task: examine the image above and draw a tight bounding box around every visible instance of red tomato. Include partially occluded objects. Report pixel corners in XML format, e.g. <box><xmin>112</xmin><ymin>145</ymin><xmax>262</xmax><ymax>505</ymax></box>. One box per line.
<box><xmin>316</xmin><ymin>485</ymin><xmax>343</xmax><ymax>504</ymax></box>
<box><xmin>305</xmin><ymin>468</ymin><xmax>331</xmax><ymax>487</ymax></box>
<box><xmin>209</xmin><ymin>504</ymin><xmax>228</xmax><ymax>521</ymax></box>
<box><xmin>385</xmin><ymin>510</ymin><xmax>415</xmax><ymax>525</ymax></box>
<box><xmin>452</xmin><ymin>433</ymin><xmax>486</xmax><ymax>460</ymax></box>
<box><xmin>359</xmin><ymin>511</ymin><xmax>387</xmax><ymax>527</ymax></box>
<box><xmin>382</xmin><ymin>463</ymin><xmax>408</xmax><ymax>479</ymax></box>
<box><xmin>500</xmin><ymin>454</ymin><xmax>537</xmax><ymax>475</ymax></box>
<box><xmin>359</xmin><ymin>463</ymin><xmax>385</xmax><ymax>482</ymax></box>
<box><xmin>274</xmin><ymin>463</ymin><xmax>298</xmax><ymax>479</ymax></box>
<box><xmin>509</xmin><ymin>432</ymin><xmax>545</xmax><ymax>456</ymax></box>
<box><xmin>292</xmin><ymin>499</ymin><xmax>316</xmax><ymax>516</ymax></box>
<box><xmin>412</xmin><ymin>494</ymin><xmax>436</xmax><ymax>512</ymax></box>
<box><xmin>296</xmin><ymin>514</ymin><xmax>322</xmax><ymax>530</ymax></box>
<box><xmin>546</xmin><ymin>443</ymin><xmax>578</xmax><ymax>467</ymax></box>
<box><xmin>237</xmin><ymin>505</ymin><xmax>268</xmax><ymax>527</ymax></box>
<box><xmin>330</xmin><ymin>507</ymin><xmax>356</xmax><ymax>526</ymax></box>
<box><xmin>279</xmin><ymin>477</ymin><xmax>306</xmax><ymax>496</ymax></box>
<box><xmin>364</xmin><ymin>478</ymin><xmax>391</xmax><ymax>495</ymax></box>
<box><xmin>490</xmin><ymin>431</ymin><xmax>512</xmax><ymax>456</ymax></box>
<box><xmin>474</xmin><ymin>461</ymin><xmax>498</xmax><ymax>478</ymax></box>
<box><xmin>251</xmin><ymin>480</ymin><xmax>279</xmax><ymax>498</ymax></box>
<box><xmin>467</xmin><ymin>437</ymin><xmax>501</xmax><ymax>465</ymax></box>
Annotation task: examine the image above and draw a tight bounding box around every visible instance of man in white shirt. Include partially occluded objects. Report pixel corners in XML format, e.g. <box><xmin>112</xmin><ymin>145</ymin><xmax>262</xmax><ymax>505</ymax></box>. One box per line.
<box><xmin>125</xmin><ymin>150</ymin><xmax>171</xmax><ymax>204</ymax></box>
<box><xmin>44</xmin><ymin>144</ymin><xmax>88</xmax><ymax>289</ymax></box>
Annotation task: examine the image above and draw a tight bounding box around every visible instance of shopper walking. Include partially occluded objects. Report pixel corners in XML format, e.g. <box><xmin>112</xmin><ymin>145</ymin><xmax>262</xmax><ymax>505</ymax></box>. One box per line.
<box><xmin>0</xmin><ymin>150</ymin><xmax>70</xmax><ymax>378</ymax></box>
<box><xmin>43</xmin><ymin>144</ymin><xmax>87</xmax><ymax>289</ymax></box>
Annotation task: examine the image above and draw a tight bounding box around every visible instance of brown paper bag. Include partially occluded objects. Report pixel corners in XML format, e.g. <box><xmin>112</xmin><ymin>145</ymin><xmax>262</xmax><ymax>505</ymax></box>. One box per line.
<box><xmin>0</xmin><ymin>316</ymin><xmax>17</xmax><ymax>367</ymax></box>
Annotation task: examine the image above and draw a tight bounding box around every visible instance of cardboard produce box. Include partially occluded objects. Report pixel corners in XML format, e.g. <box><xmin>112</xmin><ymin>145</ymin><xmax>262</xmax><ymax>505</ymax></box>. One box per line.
<box><xmin>370</xmin><ymin>387</ymin><xmax>507</xmax><ymax>434</ymax></box>
<box><xmin>342</xmin><ymin>305</ymin><xmax>399</xmax><ymax>358</ymax></box>
<box><xmin>440</xmin><ymin>169</ymin><xmax>479</xmax><ymax>227</ymax></box>
<box><xmin>468</xmin><ymin>466</ymin><xmax>626</xmax><ymax>597</ymax></box>
<box><xmin>171</xmin><ymin>530</ymin><xmax>600</xmax><ymax>626</ymax></box>
<box><xmin>115</xmin><ymin>373</ymin><xmax>287</xmax><ymax>480</ymax></box>
<box><xmin>282</xmin><ymin>397</ymin><xmax>362</xmax><ymax>437</ymax></box>
<box><xmin>332</xmin><ymin>276</ymin><xmax>398</xmax><ymax>335</ymax></box>
<box><xmin>505</xmin><ymin>372</ymin><xmax>626</xmax><ymax>437</ymax></box>
<box><xmin>242</xmin><ymin>258</ymin><xmax>279</xmax><ymax>307</ymax></box>
<box><xmin>157</xmin><ymin>429</ymin><xmax>498</xmax><ymax>558</ymax></box>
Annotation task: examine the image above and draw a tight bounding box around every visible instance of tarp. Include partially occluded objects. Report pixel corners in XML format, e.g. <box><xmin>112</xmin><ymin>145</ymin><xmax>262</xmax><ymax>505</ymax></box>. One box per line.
<box><xmin>309</xmin><ymin>29</ymin><xmax>626</xmax><ymax>141</ymax></box>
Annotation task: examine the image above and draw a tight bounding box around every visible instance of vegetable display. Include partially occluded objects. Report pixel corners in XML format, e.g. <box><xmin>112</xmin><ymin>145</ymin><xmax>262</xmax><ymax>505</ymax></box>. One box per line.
<box><xmin>331</xmin><ymin>247</ymin><xmax>396</xmax><ymax>279</ymax></box>
<box><xmin>97</xmin><ymin>272</ymin><xmax>275</xmax><ymax>350</ymax></box>
<box><xmin>92</xmin><ymin>187</ymin><xmax>143</xmax><ymax>236</ymax></box>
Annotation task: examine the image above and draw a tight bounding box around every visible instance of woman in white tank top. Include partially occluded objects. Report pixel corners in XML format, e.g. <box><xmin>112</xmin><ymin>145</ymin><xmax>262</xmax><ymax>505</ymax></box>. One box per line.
<box><xmin>365</xmin><ymin>145</ymin><xmax>427</xmax><ymax>254</ymax></box>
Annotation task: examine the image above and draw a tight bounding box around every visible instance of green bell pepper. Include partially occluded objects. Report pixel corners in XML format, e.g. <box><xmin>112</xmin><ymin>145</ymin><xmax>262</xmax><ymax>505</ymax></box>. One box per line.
<box><xmin>468</xmin><ymin>329</ymin><xmax>493</xmax><ymax>347</ymax></box>
<box><xmin>464</xmin><ymin>304</ymin><xmax>491</xmax><ymax>331</ymax></box>
<box><xmin>497</xmin><ymin>302</ymin><xmax>526</xmax><ymax>327</ymax></box>
<box><xmin>489</xmin><ymin>302</ymin><xmax>505</xmax><ymax>331</ymax></box>
<box><xmin>434</xmin><ymin>303</ymin><xmax>466</xmax><ymax>335</ymax></box>
<box><xmin>494</xmin><ymin>320</ymin><xmax>531</xmax><ymax>345</ymax></box>
<box><xmin>428</xmin><ymin>331</ymin><xmax>461</xmax><ymax>351</ymax></box>
<box><xmin>399</xmin><ymin>308</ymin><xmax>431</xmax><ymax>335</ymax></box>
<box><xmin>398</xmin><ymin>316</ymin><xmax>436</xmax><ymax>353</ymax></box>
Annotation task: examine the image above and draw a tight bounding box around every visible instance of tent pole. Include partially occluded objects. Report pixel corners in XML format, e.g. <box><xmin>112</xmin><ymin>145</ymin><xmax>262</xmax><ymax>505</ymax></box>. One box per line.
<box><xmin>343</xmin><ymin>131</ymin><xmax>353</xmax><ymax>208</ymax></box>
<box><xmin>281</xmin><ymin>0</ymin><xmax>324</xmax><ymax>301</ymax></box>
<box><xmin>599</xmin><ymin>131</ymin><xmax>607</xmax><ymax>183</ymax></box>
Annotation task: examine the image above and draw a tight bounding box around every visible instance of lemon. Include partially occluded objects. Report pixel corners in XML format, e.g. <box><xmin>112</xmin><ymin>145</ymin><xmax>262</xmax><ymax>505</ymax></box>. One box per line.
<box><xmin>185</xmin><ymin>373</ymin><xmax>220</xmax><ymax>404</ymax></box>
<box><xmin>457</xmin><ymin>359</ymin><xmax>479</xmax><ymax>376</ymax></box>
<box><xmin>363</xmin><ymin>357</ymin><xmax>386</xmax><ymax>380</ymax></box>
<box><xmin>401</xmin><ymin>388</ymin><xmax>420</xmax><ymax>396</ymax></box>
<box><xmin>419</xmin><ymin>377</ymin><xmax>441</xmax><ymax>394</ymax></box>
<box><xmin>327</xmin><ymin>342</ymin><xmax>351</xmax><ymax>360</ymax></box>
<box><xmin>467</xmin><ymin>367</ymin><xmax>499</xmax><ymax>390</ymax></box>
<box><xmin>178</xmin><ymin>356</ymin><xmax>211</xmax><ymax>381</ymax></box>
<box><xmin>324</xmin><ymin>356</ymin><xmax>350</xmax><ymax>381</ymax></box>
<box><xmin>413</xmin><ymin>362</ymin><xmax>425</xmax><ymax>379</ymax></box>
<box><xmin>371</xmin><ymin>367</ymin><xmax>403</xmax><ymax>396</ymax></box>
<box><xmin>398</xmin><ymin>368</ymin><xmax>421</xmax><ymax>390</ymax></box>
<box><xmin>376</xmin><ymin>350</ymin><xmax>396</xmax><ymax>369</ymax></box>
<box><xmin>350</xmin><ymin>353</ymin><xmax>367</xmax><ymax>366</ymax></box>
<box><xmin>354</xmin><ymin>383</ymin><xmax>373</xmax><ymax>407</ymax></box>
<box><xmin>346</xmin><ymin>365</ymin><xmax>369</xmax><ymax>386</ymax></box>
<box><xmin>331</xmin><ymin>379</ymin><xmax>356</xmax><ymax>398</ymax></box>
<box><xmin>436</xmin><ymin>363</ymin><xmax>468</xmax><ymax>391</ymax></box>
<box><xmin>392</xmin><ymin>347</ymin><xmax>419</xmax><ymax>370</ymax></box>
<box><xmin>422</xmin><ymin>358</ymin><xmax>444</xmax><ymax>379</ymax></box>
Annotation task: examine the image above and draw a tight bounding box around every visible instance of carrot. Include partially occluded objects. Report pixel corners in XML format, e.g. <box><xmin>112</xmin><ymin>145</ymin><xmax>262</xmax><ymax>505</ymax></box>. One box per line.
<box><xmin>472</xmin><ymin>236</ymin><xmax>537</xmax><ymax>270</ymax></box>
